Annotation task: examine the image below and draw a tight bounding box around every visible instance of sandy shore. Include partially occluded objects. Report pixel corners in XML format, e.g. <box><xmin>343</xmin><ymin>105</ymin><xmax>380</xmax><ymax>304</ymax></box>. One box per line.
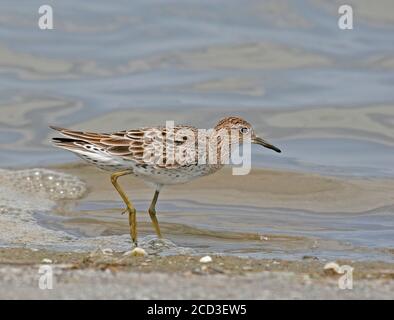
<box><xmin>0</xmin><ymin>248</ymin><xmax>393</xmax><ymax>299</ymax></box>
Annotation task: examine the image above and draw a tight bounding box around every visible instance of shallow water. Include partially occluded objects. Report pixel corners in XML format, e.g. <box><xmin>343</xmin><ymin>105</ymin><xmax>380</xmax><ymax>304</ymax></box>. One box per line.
<box><xmin>49</xmin><ymin>200</ymin><xmax>394</xmax><ymax>261</ymax></box>
<box><xmin>0</xmin><ymin>167</ymin><xmax>392</xmax><ymax>262</ymax></box>
<box><xmin>0</xmin><ymin>1</ymin><xmax>394</xmax><ymax>261</ymax></box>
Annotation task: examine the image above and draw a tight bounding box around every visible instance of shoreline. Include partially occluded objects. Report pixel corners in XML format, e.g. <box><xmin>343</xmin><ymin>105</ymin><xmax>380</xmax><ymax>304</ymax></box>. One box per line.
<box><xmin>0</xmin><ymin>248</ymin><xmax>393</xmax><ymax>299</ymax></box>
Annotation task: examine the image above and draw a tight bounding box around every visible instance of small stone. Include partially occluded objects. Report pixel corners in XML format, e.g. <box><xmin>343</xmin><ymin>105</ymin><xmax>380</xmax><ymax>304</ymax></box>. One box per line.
<box><xmin>129</xmin><ymin>247</ymin><xmax>147</xmax><ymax>257</ymax></box>
<box><xmin>199</xmin><ymin>256</ymin><xmax>212</xmax><ymax>263</ymax></box>
<box><xmin>42</xmin><ymin>258</ymin><xmax>52</xmax><ymax>264</ymax></box>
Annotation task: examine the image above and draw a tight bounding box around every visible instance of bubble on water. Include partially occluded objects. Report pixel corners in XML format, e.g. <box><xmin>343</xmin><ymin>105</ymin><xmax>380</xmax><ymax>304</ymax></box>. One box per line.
<box><xmin>0</xmin><ymin>169</ymin><xmax>129</xmax><ymax>252</ymax></box>
<box><xmin>138</xmin><ymin>235</ymin><xmax>195</xmax><ymax>256</ymax></box>
<box><xmin>0</xmin><ymin>168</ymin><xmax>89</xmax><ymax>248</ymax></box>
<box><xmin>0</xmin><ymin>168</ymin><xmax>193</xmax><ymax>255</ymax></box>
<box><xmin>0</xmin><ymin>168</ymin><xmax>87</xmax><ymax>202</ymax></box>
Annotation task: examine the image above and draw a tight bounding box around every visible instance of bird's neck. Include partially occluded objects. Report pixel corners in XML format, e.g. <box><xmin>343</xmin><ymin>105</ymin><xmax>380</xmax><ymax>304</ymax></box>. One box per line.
<box><xmin>205</xmin><ymin>129</ymin><xmax>234</xmax><ymax>165</ymax></box>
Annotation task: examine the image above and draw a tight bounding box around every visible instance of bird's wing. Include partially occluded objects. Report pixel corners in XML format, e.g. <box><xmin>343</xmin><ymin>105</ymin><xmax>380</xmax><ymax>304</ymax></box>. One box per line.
<box><xmin>50</xmin><ymin>125</ymin><xmax>199</xmax><ymax>168</ymax></box>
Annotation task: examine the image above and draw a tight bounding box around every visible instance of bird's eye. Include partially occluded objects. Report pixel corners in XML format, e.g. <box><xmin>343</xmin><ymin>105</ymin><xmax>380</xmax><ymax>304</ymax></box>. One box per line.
<box><xmin>240</xmin><ymin>127</ymin><xmax>249</xmax><ymax>134</ymax></box>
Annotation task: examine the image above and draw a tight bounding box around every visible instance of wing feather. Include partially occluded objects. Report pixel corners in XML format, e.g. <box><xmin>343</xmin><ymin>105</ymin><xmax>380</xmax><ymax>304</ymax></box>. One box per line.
<box><xmin>50</xmin><ymin>125</ymin><xmax>200</xmax><ymax>168</ymax></box>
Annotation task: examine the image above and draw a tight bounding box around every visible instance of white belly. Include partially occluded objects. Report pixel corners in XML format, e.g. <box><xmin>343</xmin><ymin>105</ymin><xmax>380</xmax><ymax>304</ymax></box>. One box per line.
<box><xmin>132</xmin><ymin>163</ymin><xmax>222</xmax><ymax>185</ymax></box>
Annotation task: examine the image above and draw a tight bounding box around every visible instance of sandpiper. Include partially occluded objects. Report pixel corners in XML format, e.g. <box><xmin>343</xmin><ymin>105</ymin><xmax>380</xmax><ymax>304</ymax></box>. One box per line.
<box><xmin>50</xmin><ymin>116</ymin><xmax>281</xmax><ymax>245</ymax></box>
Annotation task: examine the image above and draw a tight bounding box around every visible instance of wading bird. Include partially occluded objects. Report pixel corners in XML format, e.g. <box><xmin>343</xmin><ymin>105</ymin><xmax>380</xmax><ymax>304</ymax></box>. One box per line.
<box><xmin>50</xmin><ymin>117</ymin><xmax>281</xmax><ymax>246</ymax></box>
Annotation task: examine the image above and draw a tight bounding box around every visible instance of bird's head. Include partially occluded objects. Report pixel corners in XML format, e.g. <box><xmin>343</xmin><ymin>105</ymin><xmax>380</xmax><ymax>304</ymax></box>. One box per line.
<box><xmin>214</xmin><ymin>116</ymin><xmax>281</xmax><ymax>153</ymax></box>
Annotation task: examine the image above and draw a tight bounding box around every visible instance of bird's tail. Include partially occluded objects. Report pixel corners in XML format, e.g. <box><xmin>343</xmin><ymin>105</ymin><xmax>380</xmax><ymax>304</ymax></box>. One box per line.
<box><xmin>49</xmin><ymin>126</ymin><xmax>127</xmax><ymax>171</ymax></box>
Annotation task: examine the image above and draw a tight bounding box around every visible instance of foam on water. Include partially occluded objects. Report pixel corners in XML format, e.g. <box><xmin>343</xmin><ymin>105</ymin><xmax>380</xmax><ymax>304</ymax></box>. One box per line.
<box><xmin>0</xmin><ymin>168</ymin><xmax>192</xmax><ymax>254</ymax></box>
<box><xmin>0</xmin><ymin>168</ymin><xmax>86</xmax><ymax>248</ymax></box>
<box><xmin>0</xmin><ymin>168</ymin><xmax>87</xmax><ymax>205</ymax></box>
<box><xmin>138</xmin><ymin>235</ymin><xmax>194</xmax><ymax>256</ymax></box>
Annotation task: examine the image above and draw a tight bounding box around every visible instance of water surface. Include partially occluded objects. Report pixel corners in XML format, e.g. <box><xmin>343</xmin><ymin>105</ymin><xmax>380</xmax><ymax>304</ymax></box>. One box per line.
<box><xmin>0</xmin><ymin>1</ymin><xmax>393</xmax><ymax>261</ymax></box>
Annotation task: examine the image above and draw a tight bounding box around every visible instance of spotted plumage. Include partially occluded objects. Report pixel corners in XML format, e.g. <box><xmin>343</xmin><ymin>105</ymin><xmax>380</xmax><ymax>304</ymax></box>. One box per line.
<box><xmin>50</xmin><ymin>117</ymin><xmax>281</xmax><ymax>245</ymax></box>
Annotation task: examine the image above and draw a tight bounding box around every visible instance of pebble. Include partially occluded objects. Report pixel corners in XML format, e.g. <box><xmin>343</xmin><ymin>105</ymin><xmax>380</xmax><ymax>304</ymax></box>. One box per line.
<box><xmin>127</xmin><ymin>247</ymin><xmax>148</xmax><ymax>257</ymax></box>
<box><xmin>199</xmin><ymin>256</ymin><xmax>212</xmax><ymax>263</ymax></box>
<box><xmin>42</xmin><ymin>258</ymin><xmax>52</xmax><ymax>264</ymax></box>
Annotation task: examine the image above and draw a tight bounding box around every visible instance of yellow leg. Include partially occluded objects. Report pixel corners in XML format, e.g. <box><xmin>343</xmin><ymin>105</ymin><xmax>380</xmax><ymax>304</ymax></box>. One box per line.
<box><xmin>148</xmin><ymin>190</ymin><xmax>162</xmax><ymax>238</ymax></box>
<box><xmin>110</xmin><ymin>170</ymin><xmax>137</xmax><ymax>245</ymax></box>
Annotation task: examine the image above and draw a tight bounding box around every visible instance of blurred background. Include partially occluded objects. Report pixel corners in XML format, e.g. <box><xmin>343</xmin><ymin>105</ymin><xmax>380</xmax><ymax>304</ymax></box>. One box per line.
<box><xmin>1</xmin><ymin>0</ymin><xmax>394</xmax><ymax>177</ymax></box>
